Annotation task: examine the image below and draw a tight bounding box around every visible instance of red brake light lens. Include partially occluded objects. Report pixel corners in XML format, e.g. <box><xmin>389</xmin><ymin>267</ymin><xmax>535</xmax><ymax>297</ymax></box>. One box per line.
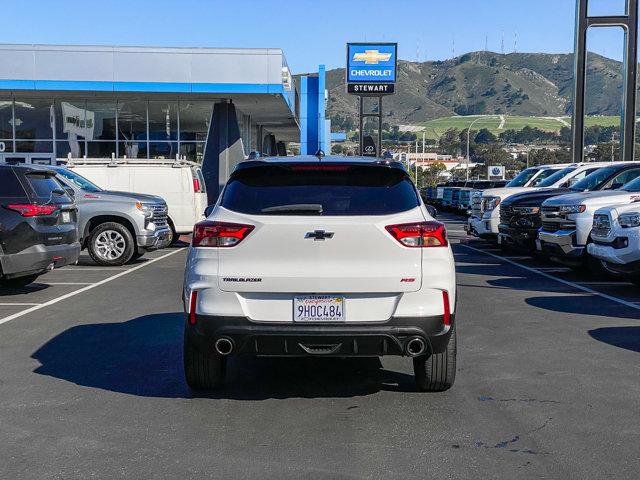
<box><xmin>193</xmin><ymin>178</ymin><xmax>201</xmax><ymax>193</ymax></box>
<box><xmin>189</xmin><ymin>291</ymin><xmax>198</xmax><ymax>325</ymax></box>
<box><xmin>385</xmin><ymin>221</ymin><xmax>448</xmax><ymax>248</ymax></box>
<box><xmin>192</xmin><ymin>221</ymin><xmax>255</xmax><ymax>248</ymax></box>
<box><xmin>443</xmin><ymin>290</ymin><xmax>451</xmax><ymax>326</ymax></box>
<box><xmin>4</xmin><ymin>204</ymin><xmax>58</xmax><ymax>217</ymax></box>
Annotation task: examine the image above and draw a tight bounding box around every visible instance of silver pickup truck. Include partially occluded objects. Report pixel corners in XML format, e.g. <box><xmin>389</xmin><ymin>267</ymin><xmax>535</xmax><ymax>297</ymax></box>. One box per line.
<box><xmin>38</xmin><ymin>166</ymin><xmax>171</xmax><ymax>266</ymax></box>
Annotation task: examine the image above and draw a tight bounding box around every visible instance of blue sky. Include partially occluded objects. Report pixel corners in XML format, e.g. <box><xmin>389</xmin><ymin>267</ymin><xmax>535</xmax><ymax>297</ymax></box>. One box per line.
<box><xmin>0</xmin><ymin>0</ymin><xmax>626</xmax><ymax>73</ymax></box>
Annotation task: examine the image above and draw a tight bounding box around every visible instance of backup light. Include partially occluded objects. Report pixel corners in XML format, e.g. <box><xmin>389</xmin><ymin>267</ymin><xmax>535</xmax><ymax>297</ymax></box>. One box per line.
<box><xmin>385</xmin><ymin>221</ymin><xmax>448</xmax><ymax>248</ymax></box>
<box><xmin>192</xmin><ymin>221</ymin><xmax>255</xmax><ymax>247</ymax></box>
<box><xmin>4</xmin><ymin>204</ymin><xmax>58</xmax><ymax>217</ymax></box>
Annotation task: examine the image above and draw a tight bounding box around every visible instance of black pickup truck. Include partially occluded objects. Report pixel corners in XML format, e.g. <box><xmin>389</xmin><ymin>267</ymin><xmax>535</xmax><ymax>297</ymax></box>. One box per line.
<box><xmin>0</xmin><ymin>164</ymin><xmax>80</xmax><ymax>288</ymax></box>
<box><xmin>498</xmin><ymin>162</ymin><xmax>640</xmax><ymax>252</ymax></box>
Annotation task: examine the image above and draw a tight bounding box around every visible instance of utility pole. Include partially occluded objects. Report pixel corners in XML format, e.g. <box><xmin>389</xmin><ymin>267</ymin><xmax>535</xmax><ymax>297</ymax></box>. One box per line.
<box><xmin>501</xmin><ymin>31</ymin><xmax>505</xmax><ymax>55</ymax></box>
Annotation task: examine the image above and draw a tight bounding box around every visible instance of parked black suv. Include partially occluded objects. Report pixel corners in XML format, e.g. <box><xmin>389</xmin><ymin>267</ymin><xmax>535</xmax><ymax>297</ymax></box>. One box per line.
<box><xmin>0</xmin><ymin>165</ymin><xmax>80</xmax><ymax>288</ymax></box>
<box><xmin>498</xmin><ymin>163</ymin><xmax>640</xmax><ymax>252</ymax></box>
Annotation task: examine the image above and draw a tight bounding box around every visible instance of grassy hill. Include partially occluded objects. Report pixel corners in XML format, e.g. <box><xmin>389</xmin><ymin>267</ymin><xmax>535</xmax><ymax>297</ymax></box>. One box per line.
<box><xmin>324</xmin><ymin>51</ymin><xmax>626</xmax><ymax>129</ymax></box>
<box><xmin>418</xmin><ymin>115</ymin><xmax>619</xmax><ymax>141</ymax></box>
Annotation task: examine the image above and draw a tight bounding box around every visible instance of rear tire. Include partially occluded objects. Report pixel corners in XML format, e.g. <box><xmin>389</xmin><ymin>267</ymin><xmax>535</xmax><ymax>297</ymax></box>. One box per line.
<box><xmin>0</xmin><ymin>274</ymin><xmax>40</xmax><ymax>288</ymax></box>
<box><xmin>88</xmin><ymin>222</ymin><xmax>135</xmax><ymax>266</ymax></box>
<box><xmin>184</xmin><ymin>332</ymin><xmax>226</xmax><ymax>391</ymax></box>
<box><xmin>413</xmin><ymin>325</ymin><xmax>457</xmax><ymax>392</ymax></box>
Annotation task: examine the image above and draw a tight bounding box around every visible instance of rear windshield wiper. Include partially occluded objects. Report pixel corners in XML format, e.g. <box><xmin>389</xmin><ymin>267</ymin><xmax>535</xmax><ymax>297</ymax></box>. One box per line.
<box><xmin>260</xmin><ymin>204</ymin><xmax>323</xmax><ymax>215</ymax></box>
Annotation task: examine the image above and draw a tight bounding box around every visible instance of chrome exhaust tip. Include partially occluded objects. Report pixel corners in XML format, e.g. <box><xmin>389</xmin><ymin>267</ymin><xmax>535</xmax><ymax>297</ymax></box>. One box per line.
<box><xmin>214</xmin><ymin>337</ymin><xmax>234</xmax><ymax>356</ymax></box>
<box><xmin>405</xmin><ymin>337</ymin><xmax>427</xmax><ymax>357</ymax></box>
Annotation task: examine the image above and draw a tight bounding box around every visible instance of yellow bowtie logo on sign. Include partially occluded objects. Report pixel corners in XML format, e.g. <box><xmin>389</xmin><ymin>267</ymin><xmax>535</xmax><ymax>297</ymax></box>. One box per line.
<box><xmin>352</xmin><ymin>50</ymin><xmax>392</xmax><ymax>65</ymax></box>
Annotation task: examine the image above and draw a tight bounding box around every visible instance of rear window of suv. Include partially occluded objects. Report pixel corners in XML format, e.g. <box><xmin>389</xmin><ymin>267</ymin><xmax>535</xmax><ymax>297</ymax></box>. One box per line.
<box><xmin>24</xmin><ymin>172</ymin><xmax>65</xmax><ymax>200</ymax></box>
<box><xmin>0</xmin><ymin>168</ymin><xmax>27</xmax><ymax>198</ymax></box>
<box><xmin>221</xmin><ymin>165</ymin><xmax>420</xmax><ymax>216</ymax></box>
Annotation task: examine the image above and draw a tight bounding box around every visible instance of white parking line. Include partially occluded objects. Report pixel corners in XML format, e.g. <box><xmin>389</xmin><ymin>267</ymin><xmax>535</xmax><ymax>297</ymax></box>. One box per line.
<box><xmin>57</xmin><ymin>267</ymin><xmax>128</xmax><ymax>271</ymax></box>
<box><xmin>0</xmin><ymin>303</ymin><xmax>42</xmax><ymax>306</ymax></box>
<box><xmin>0</xmin><ymin>248</ymin><xmax>186</xmax><ymax>326</ymax></box>
<box><xmin>461</xmin><ymin>244</ymin><xmax>640</xmax><ymax>312</ymax></box>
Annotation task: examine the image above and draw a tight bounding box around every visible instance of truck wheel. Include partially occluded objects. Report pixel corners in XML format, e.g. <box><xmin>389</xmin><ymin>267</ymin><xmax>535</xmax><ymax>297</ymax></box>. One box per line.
<box><xmin>413</xmin><ymin>325</ymin><xmax>457</xmax><ymax>392</ymax></box>
<box><xmin>88</xmin><ymin>222</ymin><xmax>135</xmax><ymax>266</ymax></box>
<box><xmin>184</xmin><ymin>332</ymin><xmax>226</xmax><ymax>391</ymax></box>
<box><xmin>0</xmin><ymin>274</ymin><xmax>40</xmax><ymax>288</ymax></box>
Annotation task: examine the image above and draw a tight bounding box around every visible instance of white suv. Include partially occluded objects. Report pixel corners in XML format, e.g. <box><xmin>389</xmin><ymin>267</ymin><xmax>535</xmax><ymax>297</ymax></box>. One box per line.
<box><xmin>183</xmin><ymin>156</ymin><xmax>457</xmax><ymax>392</ymax></box>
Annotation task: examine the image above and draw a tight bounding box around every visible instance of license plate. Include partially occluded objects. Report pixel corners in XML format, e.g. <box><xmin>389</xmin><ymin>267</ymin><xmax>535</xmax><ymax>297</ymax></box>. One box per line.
<box><xmin>535</xmin><ymin>239</ymin><xmax>542</xmax><ymax>251</ymax></box>
<box><xmin>61</xmin><ymin>211</ymin><xmax>71</xmax><ymax>223</ymax></box>
<box><xmin>294</xmin><ymin>295</ymin><xmax>345</xmax><ymax>322</ymax></box>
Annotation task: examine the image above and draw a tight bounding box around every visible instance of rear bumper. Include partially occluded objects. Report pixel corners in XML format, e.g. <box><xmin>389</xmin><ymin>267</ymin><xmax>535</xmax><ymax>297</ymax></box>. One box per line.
<box><xmin>185</xmin><ymin>314</ymin><xmax>455</xmax><ymax>357</ymax></box>
<box><xmin>0</xmin><ymin>242</ymin><xmax>81</xmax><ymax>278</ymax></box>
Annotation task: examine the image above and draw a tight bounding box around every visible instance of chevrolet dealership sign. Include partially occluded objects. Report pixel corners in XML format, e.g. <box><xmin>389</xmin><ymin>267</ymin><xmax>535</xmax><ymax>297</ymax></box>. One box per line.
<box><xmin>346</xmin><ymin>43</ymin><xmax>397</xmax><ymax>95</ymax></box>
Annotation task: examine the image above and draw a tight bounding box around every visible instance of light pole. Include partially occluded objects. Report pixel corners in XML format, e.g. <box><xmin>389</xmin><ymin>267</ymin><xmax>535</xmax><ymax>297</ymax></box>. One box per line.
<box><xmin>466</xmin><ymin>115</ymin><xmax>498</xmax><ymax>181</ymax></box>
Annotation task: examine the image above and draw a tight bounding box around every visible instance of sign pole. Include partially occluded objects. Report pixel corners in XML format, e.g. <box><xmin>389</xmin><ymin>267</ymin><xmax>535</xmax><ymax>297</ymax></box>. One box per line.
<box><xmin>378</xmin><ymin>96</ymin><xmax>383</xmax><ymax>157</ymax></box>
<box><xmin>359</xmin><ymin>96</ymin><xmax>364</xmax><ymax>155</ymax></box>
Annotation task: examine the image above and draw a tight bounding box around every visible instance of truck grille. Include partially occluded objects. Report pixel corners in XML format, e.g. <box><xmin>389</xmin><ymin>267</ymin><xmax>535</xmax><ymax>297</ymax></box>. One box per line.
<box><xmin>591</xmin><ymin>214</ymin><xmax>611</xmax><ymax>238</ymax></box>
<box><xmin>541</xmin><ymin>206</ymin><xmax>575</xmax><ymax>232</ymax></box>
<box><xmin>470</xmin><ymin>192</ymin><xmax>482</xmax><ymax>217</ymax></box>
<box><xmin>500</xmin><ymin>205</ymin><xmax>515</xmax><ymax>225</ymax></box>
<box><xmin>149</xmin><ymin>203</ymin><xmax>169</xmax><ymax>228</ymax></box>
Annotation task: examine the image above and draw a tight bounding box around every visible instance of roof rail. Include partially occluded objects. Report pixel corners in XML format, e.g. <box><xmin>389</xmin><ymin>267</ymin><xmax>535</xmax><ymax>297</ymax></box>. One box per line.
<box><xmin>62</xmin><ymin>155</ymin><xmax>200</xmax><ymax>168</ymax></box>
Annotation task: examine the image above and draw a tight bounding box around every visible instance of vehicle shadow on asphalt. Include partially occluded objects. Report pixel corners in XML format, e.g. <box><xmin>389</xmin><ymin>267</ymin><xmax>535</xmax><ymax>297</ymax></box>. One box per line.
<box><xmin>525</xmin><ymin>296</ymin><xmax>640</xmax><ymax>320</ymax></box>
<box><xmin>588</xmin><ymin>327</ymin><xmax>640</xmax><ymax>353</ymax></box>
<box><xmin>0</xmin><ymin>282</ymin><xmax>49</xmax><ymax>296</ymax></box>
<box><xmin>30</xmin><ymin>313</ymin><xmax>420</xmax><ymax>399</ymax></box>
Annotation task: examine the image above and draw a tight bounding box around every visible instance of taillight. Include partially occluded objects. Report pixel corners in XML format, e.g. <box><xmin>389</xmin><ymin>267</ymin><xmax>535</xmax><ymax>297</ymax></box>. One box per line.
<box><xmin>193</xmin><ymin>178</ymin><xmax>201</xmax><ymax>193</ymax></box>
<box><xmin>4</xmin><ymin>204</ymin><xmax>58</xmax><ymax>217</ymax></box>
<box><xmin>192</xmin><ymin>221</ymin><xmax>255</xmax><ymax>247</ymax></box>
<box><xmin>189</xmin><ymin>291</ymin><xmax>197</xmax><ymax>325</ymax></box>
<box><xmin>442</xmin><ymin>290</ymin><xmax>451</xmax><ymax>326</ymax></box>
<box><xmin>385</xmin><ymin>221</ymin><xmax>448</xmax><ymax>247</ymax></box>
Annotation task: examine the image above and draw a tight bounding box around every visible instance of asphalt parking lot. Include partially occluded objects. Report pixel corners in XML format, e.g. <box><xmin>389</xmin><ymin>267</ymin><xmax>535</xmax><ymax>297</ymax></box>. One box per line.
<box><xmin>1</xmin><ymin>216</ymin><xmax>639</xmax><ymax>479</ymax></box>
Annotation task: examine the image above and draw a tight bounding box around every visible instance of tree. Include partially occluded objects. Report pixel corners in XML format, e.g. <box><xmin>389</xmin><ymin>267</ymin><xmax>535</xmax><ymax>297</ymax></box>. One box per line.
<box><xmin>439</xmin><ymin>128</ymin><xmax>461</xmax><ymax>156</ymax></box>
<box><xmin>421</xmin><ymin>162</ymin><xmax>448</xmax><ymax>186</ymax></box>
<box><xmin>475</xmin><ymin>128</ymin><xmax>497</xmax><ymax>145</ymax></box>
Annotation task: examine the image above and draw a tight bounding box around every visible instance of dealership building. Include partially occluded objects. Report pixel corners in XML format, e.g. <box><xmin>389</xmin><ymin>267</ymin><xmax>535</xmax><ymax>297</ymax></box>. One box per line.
<box><xmin>0</xmin><ymin>43</ymin><xmax>328</xmax><ymax>191</ymax></box>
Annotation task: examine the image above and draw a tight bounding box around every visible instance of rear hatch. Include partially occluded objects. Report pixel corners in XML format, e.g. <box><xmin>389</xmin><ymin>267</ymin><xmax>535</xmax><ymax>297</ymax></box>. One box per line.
<box><xmin>215</xmin><ymin>163</ymin><xmax>425</xmax><ymax>295</ymax></box>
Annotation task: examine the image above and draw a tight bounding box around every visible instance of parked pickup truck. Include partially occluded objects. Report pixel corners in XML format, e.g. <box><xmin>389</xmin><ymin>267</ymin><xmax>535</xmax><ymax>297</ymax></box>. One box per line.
<box><xmin>588</xmin><ymin>203</ymin><xmax>640</xmax><ymax>284</ymax></box>
<box><xmin>39</xmin><ymin>166</ymin><xmax>172</xmax><ymax>266</ymax></box>
<box><xmin>539</xmin><ymin>173</ymin><xmax>640</xmax><ymax>269</ymax></box>
<box><xmin>468</xmin><ymin>163</ymin><xmax>605</xmax><ymax>239</ymax></box>
<box><xmin>498</xmin><ymin>162</ymin><xmax>640</xmax><ymax>252</ymax></box>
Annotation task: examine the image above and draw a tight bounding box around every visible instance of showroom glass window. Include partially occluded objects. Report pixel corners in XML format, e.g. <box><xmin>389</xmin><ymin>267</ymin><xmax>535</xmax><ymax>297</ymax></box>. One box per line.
<box><xmin>117</xmin><ymin>100</ymin><xmax>147</xmax><ymax>158</ymax></box>
<box><xmin>86</xmin><ymin>101</ymin><xmax>116</xmax><ymax>157</ymax></box>
<box><xmin>14</xmin><ymin>98</ymin><xmax>53</xmax><ymax>153</ymax></box>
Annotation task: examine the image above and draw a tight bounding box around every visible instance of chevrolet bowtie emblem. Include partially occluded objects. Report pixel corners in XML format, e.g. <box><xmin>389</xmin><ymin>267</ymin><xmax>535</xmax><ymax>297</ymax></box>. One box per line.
<box><xmin>352</xmin><ymin>50</ymin><xmax>392</xmax><ymax>65</ymax></box>
<box><xmin>305</xmin><ymin>230</ymin><xmax>335</xmax><ymax>241</ymax></box>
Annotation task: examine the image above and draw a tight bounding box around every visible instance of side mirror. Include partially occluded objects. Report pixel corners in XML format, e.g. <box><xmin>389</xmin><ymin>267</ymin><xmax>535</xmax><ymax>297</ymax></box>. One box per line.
<box><xmin>610</xmin><ymin>183</ymin><xmax>623</xmax><ymax>190</ymax></box>
<box><xmin>64</xmin><ymin>187</ymin><xmax>75</xmax><ymax>198</ymax></box>
<box><xmin>204</xmin><ymin>205</ymin><xmax>215</xmax><ymax>217</ymax></box>
<box><xmin>426</xmin><ymin>205</ymin><xmax>438</xmax><ymax>218</ymax></box>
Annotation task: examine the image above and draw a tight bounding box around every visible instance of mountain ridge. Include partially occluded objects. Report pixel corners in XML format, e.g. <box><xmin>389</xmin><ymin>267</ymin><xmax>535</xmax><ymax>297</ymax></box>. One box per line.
<box><xmin>321</xmin><ymin>51</ymin><xmax>626</xmax><ymax>129</ymax></box>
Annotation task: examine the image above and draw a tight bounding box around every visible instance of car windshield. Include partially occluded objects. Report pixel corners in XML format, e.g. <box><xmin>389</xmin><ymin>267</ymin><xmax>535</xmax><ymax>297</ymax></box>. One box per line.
<box><xmin>529</xmin><ymin>168</ymin><xmax>562</xmax><ymax>186</ymax></box>
<box><xmin>222</xmin><ymin>164</ymin><xmax>420</xmax><ymax>216</ymax></box>
<box><xmin>536</xmin><ymin>167</ymin><xmax>576</xmax><ymax>187</ymax></box>
<box><xmin>56</xmin><ymin>168</ymin><xmax>103</xmax><ymax>192</ymax></box>
<box><xmin>621</xmin><ymin>175</ymin><xmax>640</xmax><ymax>192</ymax></box>
<box><xmin>506</xmin><ymin>168</ymin><xmax>540</xmax><ymax>187</ymax></box>
<box><xmin>571</xmin><ymin>166</ymin><xmax>619</xmax><ymax>191</ymax></box>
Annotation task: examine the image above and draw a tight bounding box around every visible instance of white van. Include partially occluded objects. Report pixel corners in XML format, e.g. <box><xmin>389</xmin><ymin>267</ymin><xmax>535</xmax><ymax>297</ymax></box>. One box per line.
<box><xmin>65</xmin><ymin>159</ymin><xmax>208</xmax><ymax>242</ymax></box>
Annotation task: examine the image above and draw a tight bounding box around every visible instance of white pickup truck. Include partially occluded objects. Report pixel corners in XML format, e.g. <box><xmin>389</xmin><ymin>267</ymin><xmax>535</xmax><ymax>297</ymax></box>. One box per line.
<box><xmin>539</xmin><ymin>175</ymin><xmax>640</xmax><ymax>269</ymax></box>
<box><xmin>587</xmin><ymin>202</ymin><xmax>640</xmax><ymax>283</ymax></box>
<box><xmin>468</xmin><ymin>163</ymin><xmax>607</xmax><ymax>238</ymax></box>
